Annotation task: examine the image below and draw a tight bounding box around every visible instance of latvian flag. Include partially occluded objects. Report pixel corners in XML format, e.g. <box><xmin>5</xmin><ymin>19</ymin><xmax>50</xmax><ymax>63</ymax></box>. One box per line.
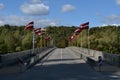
<box><xmin>68</xmin><ymin>36</ymin><xmax>73</xmax><ymax>42</ymax></box>
<box><xmin>45</xmin><ymin>34</ymin><xmax>51</xmax><ymax>41</ymax></box>
<box><xmin>69</xmin><ymin>34</ymin><xmax>76</xmax><ymax>41</ymax></box>
<box><xmin>34</xmin><ymin>28</ymin><xmax>46</xmax><ymax>36</ymax></box>
<box><xmin>80</xmin><ymin>22</ymin><xmax>89</xmax><ymax>30</ymax></box>
<box><xmin>34</xmin><ymin>28</ymin><xmax>41</xmax><ymax>35</ymax></box>
<box><xmin>24</xmin><ymin>21</ymin><xmax>34</xmax><ymax>30</ymax></box>
<box><xmin>41</xmin><ymin>28</ymin><xmax>46</xmax><ymax>35</ymax></box>
<box><xmin>74</xmin><ymin>28</ymin><xmax>82</xmax><ymax>35</ymax></box>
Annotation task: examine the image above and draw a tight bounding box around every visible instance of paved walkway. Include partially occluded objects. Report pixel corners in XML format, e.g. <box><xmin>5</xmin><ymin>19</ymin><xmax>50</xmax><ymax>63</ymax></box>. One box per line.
<box><xmin>70</xmin><ymin>47</ymin><xmax>120</xmax><ymax>80</ymax></box>
<box><xmin>94</xmin><ymin>62</ymin><xmax>120</xmax><ymax>80</ymax></box>
<box><xmin>0</xmin><ymin>47</ymin><xmax>120</xmax><ymax>80</ymax></box>
<box><xmin>0</xmin><ymin>65</ymin><xmax>20</xmax><ymax>75</ymax></box>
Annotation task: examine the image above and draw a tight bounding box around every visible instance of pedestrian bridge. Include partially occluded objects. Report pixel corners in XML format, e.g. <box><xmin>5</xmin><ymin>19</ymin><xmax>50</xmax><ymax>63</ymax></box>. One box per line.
<box><xmin>0</xmin><ymin>46</ymin><xmax>120</xmax><ymax>80</ymax></box>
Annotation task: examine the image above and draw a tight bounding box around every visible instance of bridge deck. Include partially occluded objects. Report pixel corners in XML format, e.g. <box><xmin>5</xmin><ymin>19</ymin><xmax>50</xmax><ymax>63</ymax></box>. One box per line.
<box><xmin>0</xmin><ymin>48</ymin><xmax>119</xmax><ymax>80</ymax></box>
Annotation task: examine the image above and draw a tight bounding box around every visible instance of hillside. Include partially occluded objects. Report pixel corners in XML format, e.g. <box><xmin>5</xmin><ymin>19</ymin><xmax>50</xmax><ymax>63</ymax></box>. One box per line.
<box><xmin>0</xmin><ymin>25</ymin><xmax>120</xmax><ymax>54</ymax></box>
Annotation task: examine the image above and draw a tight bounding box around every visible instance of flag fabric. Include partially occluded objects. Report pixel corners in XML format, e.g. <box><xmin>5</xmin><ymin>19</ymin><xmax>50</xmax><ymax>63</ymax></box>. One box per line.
<box><xmin>34</xmin><ymin>28</ymin><xmax>46</xmax><ymax>36</ymax></box>
<box><xmin>68</xmin><ymin>36</ymin><xmax>74</xmax><ymax>42</ymax></box>
<box><xmin>39</xmin><ymin>29</ymin><xmax>46</xmax><ymax>36</ymax></box>
<box><xmin>69</xmin><ymin>33</ymin><xmax>77</xmax><ymax>41</ymax></box>
<box><xmin>24</xmin><ymin>21</ymin><xmax>34</xmax><ymax>30</ymax></box>
<box><xmin>80</xmin><ymin>22</ymin><xmax>89</xmax><ymax>30</ymax></box>
<box><xmin>69</xmin><ymin>28</ymin><xmax>80</xmax><ymax>41</ymax></box>
<box><xmin>40</xmin><ymin>28</ymin><xmax>46</xmax><ymax>35</ymax></box>
<box><xmin>69</xmin><ymin>22</ymin><xmax>89</xmax><ymax>43</ymax></box>
<box><xmin>38</xmin><ymin>31</ymin><xmax>45</xmax><ymax>36</ymax></box>
<box><xmin>45</xmin><ymin>34</ymin><xmax>51</xmax><ymax>41</ymax></box>
<box><xmin>74</xmin><ymin>28</ymin><xmax>82</xmax><ymax>35</ymax></box>
<box><xmin>34</xmin><ymin>28</ymin><xmax>41</xmax><ymax>34</ymax></box>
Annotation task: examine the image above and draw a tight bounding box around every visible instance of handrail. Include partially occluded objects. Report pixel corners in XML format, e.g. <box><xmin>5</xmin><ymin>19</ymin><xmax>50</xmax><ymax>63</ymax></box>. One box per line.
<box><xmin>69</xmin><ymin>46</ymin><xmax>120</xmax><ymax>67</ymax></box>
<box><xmin>0</xmin><ymin>46</ymin><xmax>56</xmax><ymax>68</ymax></box>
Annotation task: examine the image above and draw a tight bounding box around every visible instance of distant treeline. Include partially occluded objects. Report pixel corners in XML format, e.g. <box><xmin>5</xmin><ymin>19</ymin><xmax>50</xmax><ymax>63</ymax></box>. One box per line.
<box><xmin>0</xmin><ymin>24</ymin><xmax>120</xmax><ymax>54</ymax></box>
<box><xmin>70</xmin><ymin>26</ymin><xmax>120</xmax><ymax>54</ymax></box>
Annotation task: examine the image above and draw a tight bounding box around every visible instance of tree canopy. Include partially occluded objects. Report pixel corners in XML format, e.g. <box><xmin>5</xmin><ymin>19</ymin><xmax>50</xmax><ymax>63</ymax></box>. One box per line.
<box><xmin>0</xmin><ymin>25</ymin><xmax>120</xmax><ymax>54</ymax></box>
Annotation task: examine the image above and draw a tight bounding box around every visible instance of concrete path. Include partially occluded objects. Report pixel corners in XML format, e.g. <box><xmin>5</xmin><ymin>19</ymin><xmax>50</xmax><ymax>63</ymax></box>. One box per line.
<box><xmin>70</xmin><ymin>47</ymin><xmax>120</xmax><ymax>80</ymax></box>
<box><xmin>0</xmin><ymin>48</ymin><xmax>113</xmax><ymax>80</ymax></box>
<box><xmin>94</xmin><ymin>62</ymin><xmax>120</xmax><ymax>80</ymax></box>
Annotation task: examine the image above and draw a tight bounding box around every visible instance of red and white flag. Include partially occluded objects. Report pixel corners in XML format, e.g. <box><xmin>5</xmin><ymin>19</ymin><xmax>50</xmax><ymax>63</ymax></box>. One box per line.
<box><xmin>69</xmin><ymin>33</ymin><xmax>76</xmax><ymax>41</ymax></box>
<box><xmin>36</xmin><ymin>28</ymin><xmax>46</xmax><ymax>36</ymax></box>
<box><xmin>34</xmin><ymin>28</ymin><xmax>41</xmax><ymax>34</ymax></box>
<box><xmin>38</xmin><ymin>32</ymin><xmax>44</xmax><ymax>36</ymax></box>
<box><xmin>80</xmin><ymin>22</ymin><xmax>89</xmax><ymax>30</ymax></box>
<box><xmin>24</xmin><ymin>21</ymin><xmax>34</xmax><ymax>30</ymax></box>
<box><xmin>74</xmin><ymin>28</ymin><xmax>82</xmax><ymax>35</ymax></box>
<box><xmin>41</xmin><ymin>28</ymin><xmax>46</xmax><ymax>35</ymax></box>
<box><xmin>45</xmin><ymin>34</ymin><xmax>51</xmax><ymax>41</ymax></box>
<box><xmin>69</xmin><ymin>36</ymin><xmax>73</xmax><ymax>42</ymax></box>
<box><xmin>34</xmin><ymin>28</ymin><xmax>46</xmax><ymax>36</ymax></box>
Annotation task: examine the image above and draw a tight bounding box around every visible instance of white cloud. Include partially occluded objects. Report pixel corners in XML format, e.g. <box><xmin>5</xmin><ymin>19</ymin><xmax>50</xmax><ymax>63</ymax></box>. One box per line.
<box><xmin>0</xmin><ymin>3</ymin><xmax>5</xmax><ymax>10</ymax></box>
<box><xmin>116</xmin><ymin>0</ymin><xmax>120</xmax><ymax>5</ymax></box>
<box><xmin>61</xmin><ymin>4</ymin><xmax>76</xmax><ymax>13</ymax></box>
<box><xmin>30</xmin><ymin>0</ymin><xmax>41</xmax><ymax>3</ymax></box>
<box><xmin>20</xmin><ymin>3</ymin><xmax>49</xmax><ymax>15</ymax></box>
<box><xmin>0</xmin><ymin>15</ymin><xmax>59</xmax><ymax>27</ymax></box>
<box><xmin>102</xmin><ymin>15</ymin><xmax>120</xmax><ymax>24</ymax></box>
<box><xmin>35</xmin><ymin>19</ymin><xmax>59</xmax><ymax>27</ymax></box>
<box><xmin>0</xmin><ymin>21</ymin><xmax>4</xmax><ymax>26</ymax></box>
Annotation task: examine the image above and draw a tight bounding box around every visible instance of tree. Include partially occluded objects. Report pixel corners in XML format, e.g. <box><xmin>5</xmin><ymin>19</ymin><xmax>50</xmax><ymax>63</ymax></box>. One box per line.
<box><xmin>21</xmin><ymin>32</ymin><xmax>32</xmax><ymax>50</ymax></box>
<box><xmin>4</xmin><ymin>32</ymin><xmax>16</xmax><ymax>53</ymax></box>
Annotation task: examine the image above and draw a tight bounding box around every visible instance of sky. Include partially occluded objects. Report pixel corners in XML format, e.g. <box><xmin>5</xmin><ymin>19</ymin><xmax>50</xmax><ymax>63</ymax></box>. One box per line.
<box><xmin>0</xmin><ymin>0</ymin><xmax>120</xmax><ymax>28</ymax></box>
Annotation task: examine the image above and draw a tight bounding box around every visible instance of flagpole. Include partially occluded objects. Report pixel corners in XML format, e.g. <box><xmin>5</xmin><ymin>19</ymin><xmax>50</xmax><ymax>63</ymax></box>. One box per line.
<box><xmin>88</xmin><ymin>28</ymin><xmax>90</xmax><ymax>55</ymax></box>
<box><xmin>41</xmin><ymin>35</ymin><xmax>43</xmax><ymax>48</ymax></box>
<box><xmin>81</xmin><ymin>32</ymin><xmax>82</xmax><ymax>48</ymax></box>
<box><xmin>32</xmin><ymin>29</ymin><xmax>35</xmax><ymax>54</ymax></box>
<box><xmin>24</xmin><ymin>21</ymin><xmax>35</xmax><ymax>54</ymax></box>
<box><xmin>44</xmin><ymin>34</ymin><xmax>46</xmax><ymax>47</ymax></box>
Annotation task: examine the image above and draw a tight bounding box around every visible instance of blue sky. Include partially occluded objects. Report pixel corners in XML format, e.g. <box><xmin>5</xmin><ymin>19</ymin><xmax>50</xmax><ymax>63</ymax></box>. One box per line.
<box><xmin>0</xmin><ymin>0</ymin><xmax>120</xmax><ymax>28</ymax></box>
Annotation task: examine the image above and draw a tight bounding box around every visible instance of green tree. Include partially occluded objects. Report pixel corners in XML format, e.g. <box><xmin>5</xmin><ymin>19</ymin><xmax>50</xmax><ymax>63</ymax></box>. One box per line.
<box><xmin>21</xmin><ymin>32</ymin><xmax>32</xmax><ymax>50</ymax></box>
<box><xmin>4</xmin><ymin>32</ymin><xmax>16</xmax><ymax>53</ymax></box>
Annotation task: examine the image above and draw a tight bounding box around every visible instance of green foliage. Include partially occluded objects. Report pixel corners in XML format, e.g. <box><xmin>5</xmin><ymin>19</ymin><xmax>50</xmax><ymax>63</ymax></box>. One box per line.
<box><xmin>0</xmin><ymin>25</ymin><xmax>30</xmax><ymax>54</ymax></box>
<box><xmin>72</xmin><ymin>26</ymin><xmax>120</xmax><ymax>54</ymax></box>
<box><xmin>21</xmin><ymin>32</ymin><xmax>32</xmax><ymax>50</ymax></box>
<box><xmin>46</xmin><ymin>26</ymin><xmax>76</xmax><ymax>48</ymax></box>
<box><xmin>0</xmin><ymin>24</ymin><xmax>120</xmax><ymax>54</ymax></box>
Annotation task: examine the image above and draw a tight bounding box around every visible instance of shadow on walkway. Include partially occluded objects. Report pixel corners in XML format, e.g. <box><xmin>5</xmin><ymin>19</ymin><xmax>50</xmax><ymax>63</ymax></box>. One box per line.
<box><xmin>1</xmin><ymin>58</ymin><xmax>120</xmax><ymax>80</ymax></box>
<box><xmin>0</xmin><ymin>59</ymin><xmax>109</xmax><ymax>80</ymax></box>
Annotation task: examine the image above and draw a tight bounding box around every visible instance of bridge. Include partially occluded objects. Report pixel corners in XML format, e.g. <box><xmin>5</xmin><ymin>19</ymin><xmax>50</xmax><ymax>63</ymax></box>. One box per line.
<box><xmin>0</xmin><ymin>46</ymin><xmax>120</xmax><ymax>80</ymax></box>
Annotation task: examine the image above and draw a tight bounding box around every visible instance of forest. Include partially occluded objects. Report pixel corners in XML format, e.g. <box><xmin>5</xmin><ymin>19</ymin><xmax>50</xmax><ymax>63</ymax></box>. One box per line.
<box><xmin>0</xmin><ymin>24</ymin><xmax>120</xmax><ymax>54</ymax></box>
